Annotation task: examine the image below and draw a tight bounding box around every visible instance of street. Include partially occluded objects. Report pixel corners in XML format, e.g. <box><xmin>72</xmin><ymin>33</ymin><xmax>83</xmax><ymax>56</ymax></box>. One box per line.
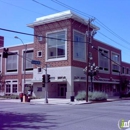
<box><xmin>0</xmin><ymin>100</ymin><xmax>130</xmax><ymax>130</ymax></box>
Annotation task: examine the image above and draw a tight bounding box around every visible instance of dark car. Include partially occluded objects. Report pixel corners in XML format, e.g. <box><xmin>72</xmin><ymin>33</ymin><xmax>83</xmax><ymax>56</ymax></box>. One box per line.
<box><xmin>119</xmin><ymin>91</ymin><xmax>130</xmax><ymax>98</ymax></box>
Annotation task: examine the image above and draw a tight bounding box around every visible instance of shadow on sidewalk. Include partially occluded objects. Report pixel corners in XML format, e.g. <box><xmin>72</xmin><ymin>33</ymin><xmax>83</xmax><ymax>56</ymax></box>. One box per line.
<box><xmin>0</xmin><ymin>111</ymin><xmax>58</xmax><ymax>130</ymax></box>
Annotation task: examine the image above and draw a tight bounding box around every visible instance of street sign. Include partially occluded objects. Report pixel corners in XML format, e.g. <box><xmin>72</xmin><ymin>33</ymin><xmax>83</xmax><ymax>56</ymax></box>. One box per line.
<box><xmin>31</xmin><ymin>60</ymin><xmax>41</xmax><ymax>65</ymax></box>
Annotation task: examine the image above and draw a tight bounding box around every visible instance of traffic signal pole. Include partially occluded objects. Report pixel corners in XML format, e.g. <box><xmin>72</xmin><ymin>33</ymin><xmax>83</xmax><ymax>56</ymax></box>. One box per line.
<box><xmin>45</xmin><ymin>64</ymin><xmax>48</xmax><ymax>103</ymax></box>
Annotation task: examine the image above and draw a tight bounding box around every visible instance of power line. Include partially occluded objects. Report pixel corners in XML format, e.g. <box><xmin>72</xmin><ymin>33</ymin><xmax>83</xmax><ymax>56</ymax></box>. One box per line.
<box><xmin>51</xmin><ymin>0</ymin><xmax>94</xmax><ymax>18</ymax></box>
<box><xmin>1</xmin><ymin>0</ymin><xmax>130</xmax><ymax>50</ymax></box>
<box><xmin>0</xmin><ymin>27</ymin><xmax>126</xmax><ymax>68</ymax></box>
<box><xmin>51</xmin><ymin>0</ymin><xmax>130</xmax><ymax>46</ymax></box>
<box><xmin>32</xmin><ymin>0</ymin><xmax>59</xmax><ymax>12</ymax></box>
<box><xmin>31</xmin><ymin>0</ymin><xmax>130</xmax><ymax>52</ymax></box>
<box><xmin>0</xmin><ymin>0</ymin><xmax>43</xmax><ymax>15</ymax></box>
<box><xmin>98</xmin><ymin>32</ymin><xmax>130</xmax><ymax>50</ymax></box>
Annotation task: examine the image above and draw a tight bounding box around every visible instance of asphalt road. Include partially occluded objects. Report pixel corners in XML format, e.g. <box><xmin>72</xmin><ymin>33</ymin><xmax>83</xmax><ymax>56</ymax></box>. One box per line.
<box><xmin>0</xmin><ymin>100</ymin><xmax>130</xmax><ymax>130</ymax></box>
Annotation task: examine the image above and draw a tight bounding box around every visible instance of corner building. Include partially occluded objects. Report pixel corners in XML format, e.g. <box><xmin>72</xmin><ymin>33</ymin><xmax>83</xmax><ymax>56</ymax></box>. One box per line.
<box><xmin>0</xmin><ymin>10</ymin><xmax>130</xmax><ymax>98</ymax></box>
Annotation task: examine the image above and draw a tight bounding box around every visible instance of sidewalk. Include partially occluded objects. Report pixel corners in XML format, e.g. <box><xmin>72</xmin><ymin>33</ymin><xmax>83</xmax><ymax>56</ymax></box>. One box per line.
<box><xmin>0</xmin><ymin>97</ymin><xmax>122</xmax><ymax>105</ymax></box>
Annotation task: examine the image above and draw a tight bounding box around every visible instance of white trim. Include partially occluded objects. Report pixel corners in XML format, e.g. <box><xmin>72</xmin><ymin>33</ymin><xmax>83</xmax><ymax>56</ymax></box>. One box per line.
<box><xmin>98</xmin><ymin>46</ymin><xmax>110</xmax><ymax>74</ymax></box>
<box><xmin>27</xmin><ymin>10</ymin><xmax>99</xmax><ymax>30</ymax></box>
<box><xmin>37</xmin><ymin>51</ymin><xmax>42</xmax><ymax>57</ymax></box>
<box><xmin>73</xmin><ymin>29</ymin><xmax>86</xmax><ymax>62</ymax></box>
<box><xmin>45</xmin><ymin>29</ymin><xmax>67</xmax><ymax>62</ymax></box>
<box><xmin>5</xmin><ymin>79</ymin><xmax>18</xmax><ymax>94</ymax></box>
<box><xmin>5</xmin><ymin>50</ymin><xmax>19</xmax><ymax>75</ymax></box>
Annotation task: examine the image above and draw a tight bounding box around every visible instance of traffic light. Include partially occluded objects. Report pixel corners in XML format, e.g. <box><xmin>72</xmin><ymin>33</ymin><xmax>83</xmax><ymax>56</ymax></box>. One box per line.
<box><xmin>42</xmin><ymin>75</ymin><xmax>45</xmax><ymax>83</ymax></box>
<box><xmin>47</xmin><ymin>74</ymin><xmax>51</xmax><ymax>83</ymax></box>
<box><xmin>3</xmin><ymin>48</ymin><xmax>9</xmax><ymax>58</ymax></box>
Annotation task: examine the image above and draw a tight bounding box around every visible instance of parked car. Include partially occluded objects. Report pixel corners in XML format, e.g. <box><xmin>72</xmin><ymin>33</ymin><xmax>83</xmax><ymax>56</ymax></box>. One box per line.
<box><xmin>119</xmin><ymin>91</ymin><xmax>130</xmax><ymax>98</ymax></box>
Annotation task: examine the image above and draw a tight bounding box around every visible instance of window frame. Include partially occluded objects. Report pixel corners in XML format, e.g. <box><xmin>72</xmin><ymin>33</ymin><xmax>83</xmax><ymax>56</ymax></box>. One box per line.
<box><xmin>122</xmin><ymin>66</ymin><xmax>125</xmax><ymax>74</ymax></box>
<box><xmin>111</xmin><ymin>52</ymin><xmax>120</xmax><ymax>74</ymax></box>
<box><xmin>46</xmin><ymin>29</ymin><xmax>67</xmax><ymax>62</ymax></box>
<box><xmin>37</xmin><ymin>51</ymin><xmax>42</xmax><ymax>57</ymax></box>
<box><xmin>73</xmin><ymin>29</ymin><xmax>86</xmax><ymax>62</ymax></box>
<box><xmin>22</xmin><ymin>48</ymin><xmax>33</xmax><ymax>73</ymax></box>
<box><xmin>37</xmin><ymin>36</ymin><xmax>43</xmax><ymax>42</ymax></box>
<box><xmin>12</xmin><ymin>84</ymin><xmax>17</xmax><ymax>93</ymax></box>
<box><xmin>98</xmin><ymin>47</ymin><xmax>110</xmax><ymax>73</ymax></box>
<box><xmin>5</xmin><ymin>51</ymin><xmax>18</xmax><ymax>74</ymax></box>
<box><xmin>37</xmin><ymin>67</ymin><xmax>42</xmax><ymax>73</ymax></box>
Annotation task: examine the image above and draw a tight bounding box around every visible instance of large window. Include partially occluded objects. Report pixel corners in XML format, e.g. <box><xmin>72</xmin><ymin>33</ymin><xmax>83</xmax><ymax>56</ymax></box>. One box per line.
<box><xmin>6</xmin><ymin>52</ymin><xmax>17</xmax><ymax>72</ymax></box>
<box><xmin>47</xmin><ymin>31</ymin><xmax>66</xmax><ymax>60</ymax></box>
<box><xmin>6</xmin><ymin>84</ymin><xmax>11</xmax><ymax>93</ymax></box>
<box><xmin>73</xmin><ymin>31</ymin><xmax>86</xmax><ymax>62</ymax></box>
<box><xmin>112</xmin><ymin>53</ymin><xmax>120</xmax><ymax>73</ymax></box>
<box><xmin>12</xmin><ymin>84</ymin><xmax>17</xmax><ymax>93</ymax></box>
<box><xmin>23</xmin><ymin>50</ymin><xmax>33</xmax><ymax>71</ymax></box>
<box><xmin>99</xmin><ymin>48</ymin><xmax>109</xmax><ymax>71</ymax></box>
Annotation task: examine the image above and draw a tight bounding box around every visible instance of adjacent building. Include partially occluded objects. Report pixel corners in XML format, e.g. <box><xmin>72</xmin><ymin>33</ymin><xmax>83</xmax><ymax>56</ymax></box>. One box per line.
<box><xmin>0</xmin><ymin>10</ymin><xmax>130</xmax><ymax>98</ymax></box>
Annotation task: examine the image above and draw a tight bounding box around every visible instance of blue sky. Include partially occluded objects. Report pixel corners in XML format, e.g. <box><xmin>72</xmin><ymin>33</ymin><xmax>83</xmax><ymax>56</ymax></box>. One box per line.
<box><xmin>0</xmin><ymin>0</ymin><xmax>130</xmax><ymax>63</ymax></box>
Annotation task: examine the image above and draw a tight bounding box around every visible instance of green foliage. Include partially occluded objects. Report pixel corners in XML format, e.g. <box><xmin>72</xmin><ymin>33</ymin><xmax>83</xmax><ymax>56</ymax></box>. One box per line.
<box><xmin>75</xmin><ymin>91</ymin><xmax>86</xmax><ymax>100</ymax></box>
<box><xmin>0</xmin><ymin>94</ymin><xmax>19</xmax><ymax>99</ymax></box>
<box><xmin>89</xmin><ymin>91</ymin><xmax>108</xmax><ymax>101</ymax></box>
<box><xmin>75</xmin><ymin>91</ymin><xmax>108</xmax><ymax>101</ymax></box>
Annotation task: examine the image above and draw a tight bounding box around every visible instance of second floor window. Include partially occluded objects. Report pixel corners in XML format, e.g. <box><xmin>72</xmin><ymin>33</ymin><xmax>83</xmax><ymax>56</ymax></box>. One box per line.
<box><xmin>122</xmin><ymin>67</ymin><xmax>125</xmax><ymax>74</ymax></box>
<box><xmin>6</xmin><ymin>52</ymin><xmax>17</xmax><ymax>72</ymax></box>
<box><xmin>73</xmin><ymin>31</ymin><xmax>86</xmax><ymax>62</ymax></box>
<box><xmin>23</xmin><ymin>50</ymin><xmax>33</xmax><ymax>71</ymax></box>
<box><xmin>99</xmin><ymin>49</ymin><xmax>109</xmax><ymax>71</ymax></box>
<box><xmin>47</xmin><ymin>30</ymin><xmax>66</xmax><ymax>60</ymax></box>
<box><xmin>112</xmin><ymin>53</ymin><xmax>120</xmax><ymax>73</ymax></box>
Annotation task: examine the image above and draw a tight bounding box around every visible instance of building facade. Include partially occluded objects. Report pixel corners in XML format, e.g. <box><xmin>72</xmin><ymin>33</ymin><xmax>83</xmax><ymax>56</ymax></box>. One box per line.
<box><xmin>0</xmin><ymin>11</ymin><xmax>130</xmax><ymax>98</ymax></box>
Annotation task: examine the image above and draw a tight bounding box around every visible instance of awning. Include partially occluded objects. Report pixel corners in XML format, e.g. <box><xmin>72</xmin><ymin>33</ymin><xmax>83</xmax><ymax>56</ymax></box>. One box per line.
<box><xmin>32</xmin><ymin>79</ymin><xmax>67</xmax><ymax>83</ymax></box>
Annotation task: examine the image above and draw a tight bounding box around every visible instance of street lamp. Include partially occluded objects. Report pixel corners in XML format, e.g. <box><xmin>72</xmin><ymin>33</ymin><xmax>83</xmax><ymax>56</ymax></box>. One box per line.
<box><xmin>14</xmin><ymin>36</ymin><xmax>27</xmax><ymax>94</ymax></box>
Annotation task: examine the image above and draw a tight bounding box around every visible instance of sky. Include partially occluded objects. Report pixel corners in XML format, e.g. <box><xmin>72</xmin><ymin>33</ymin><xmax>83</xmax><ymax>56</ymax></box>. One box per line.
<box><xmin>0</xmin><ymin>0</ymin><xmax>130</xmax><ymax>63</ymax></box>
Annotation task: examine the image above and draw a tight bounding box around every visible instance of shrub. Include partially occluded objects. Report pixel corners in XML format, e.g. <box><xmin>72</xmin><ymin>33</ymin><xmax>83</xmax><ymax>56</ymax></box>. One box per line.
<box><xmin>75</xmin><ymin>91</ymin><xmax>86</xmax><ymax>100</ymax></box>
<box><xmin>89</xmin><ymin>91</ymin><xmax>108</xmax><ymax>101</ymax></box>
<box><xmin>0</xmin><ymin>94</ymin><xmax>19</xmax><ymax>99</ymax></box>
<box><xmin>75</xmin><ymin>91</ymin><xmax>108</xmax><ymax>101</ymax></box>
<box><xmin>88</xmin><ymin>91</ymin><xmax>92</xmax><ymax>99</ymax></box>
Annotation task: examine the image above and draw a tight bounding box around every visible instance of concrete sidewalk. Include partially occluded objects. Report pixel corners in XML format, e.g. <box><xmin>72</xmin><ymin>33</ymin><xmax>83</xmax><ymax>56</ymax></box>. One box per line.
<box><xmin>0</xmin><ymin>97</ymin><xmax>121</xmax><ymax>105</ymax></box>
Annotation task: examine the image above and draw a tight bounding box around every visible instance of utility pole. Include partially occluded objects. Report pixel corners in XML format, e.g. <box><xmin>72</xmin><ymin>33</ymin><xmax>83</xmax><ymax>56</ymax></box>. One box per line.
<box><xmin>85</xmin><ymin>18</ymin><xmax>95</xmax><ymax>102</ymax></box>
<box><xmin>14</xmin><ymin>36</ymin><xmax>27</xmax><ymax>95</ymax></box>
<box><xmin>44</xmin><ymin>64</ymin><xmax>48</xmax><ymax>103</ymax></box>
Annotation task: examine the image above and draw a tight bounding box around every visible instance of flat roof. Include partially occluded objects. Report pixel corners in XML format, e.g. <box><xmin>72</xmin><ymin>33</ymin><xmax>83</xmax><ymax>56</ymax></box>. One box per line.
<box><xmin>0</xmin><ymin>42</ymin><xmax>33</xmax><ymax>50</ymax></box>
<box><xmin>27</xmin><ymin>10</ymin><xmax>99</xmax><ymax>30</ymax></box>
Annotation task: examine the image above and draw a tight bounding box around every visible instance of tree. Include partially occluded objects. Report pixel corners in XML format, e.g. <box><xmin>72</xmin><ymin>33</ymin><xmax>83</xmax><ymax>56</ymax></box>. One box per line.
<box><xmin>0</xmin><ymin>72</ymin><xmax>5</xmax><ymax>92</ymax></box>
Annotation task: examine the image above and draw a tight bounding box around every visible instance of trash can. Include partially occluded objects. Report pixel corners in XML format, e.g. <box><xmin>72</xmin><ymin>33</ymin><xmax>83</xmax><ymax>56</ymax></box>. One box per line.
<box><xmin>70</xmin><ymin>96</ymin><xmax>74</xmax><ymax>102</ymax></box>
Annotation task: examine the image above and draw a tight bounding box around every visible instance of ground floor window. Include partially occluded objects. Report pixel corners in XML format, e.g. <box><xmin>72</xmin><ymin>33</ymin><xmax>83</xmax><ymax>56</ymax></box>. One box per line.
<box><xmin>12</xmin><ymin>84</ymin><xmax>17</xmax><ymax>93</ymax></box>
<box><xmin>6</xmin><ymin>84</ymin><xmax>11</xmax><ymax>93</ymax></box>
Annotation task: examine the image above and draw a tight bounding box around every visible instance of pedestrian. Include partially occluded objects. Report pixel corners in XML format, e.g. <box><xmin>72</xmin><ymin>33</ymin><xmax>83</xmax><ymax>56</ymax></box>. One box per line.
<box><xmin>19</xmin><ymin>93</ymin><xmax>23</xmax><ymax>102</ymax></box>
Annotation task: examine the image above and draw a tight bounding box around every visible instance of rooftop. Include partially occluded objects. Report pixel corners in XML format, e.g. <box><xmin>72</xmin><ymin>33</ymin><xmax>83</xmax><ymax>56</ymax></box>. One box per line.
<box><xmin>27</xmin><ymin>10</ymin><xmax>99</xmax><ymax>30</ymax></box>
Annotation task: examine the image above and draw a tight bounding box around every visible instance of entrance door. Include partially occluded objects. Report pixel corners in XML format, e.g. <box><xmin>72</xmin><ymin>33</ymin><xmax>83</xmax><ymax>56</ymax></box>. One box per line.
<box><xmin>58</xmin><ymin>84</ymin><xmax>67</xmax><ymax>98</ymax></box>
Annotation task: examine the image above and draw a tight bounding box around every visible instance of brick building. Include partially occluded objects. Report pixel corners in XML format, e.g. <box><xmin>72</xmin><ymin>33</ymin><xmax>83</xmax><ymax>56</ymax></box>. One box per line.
<box><xmin>0</xmin><ymin>10</ymin><xmax>130</xmax><ymax>98</ymax></box>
